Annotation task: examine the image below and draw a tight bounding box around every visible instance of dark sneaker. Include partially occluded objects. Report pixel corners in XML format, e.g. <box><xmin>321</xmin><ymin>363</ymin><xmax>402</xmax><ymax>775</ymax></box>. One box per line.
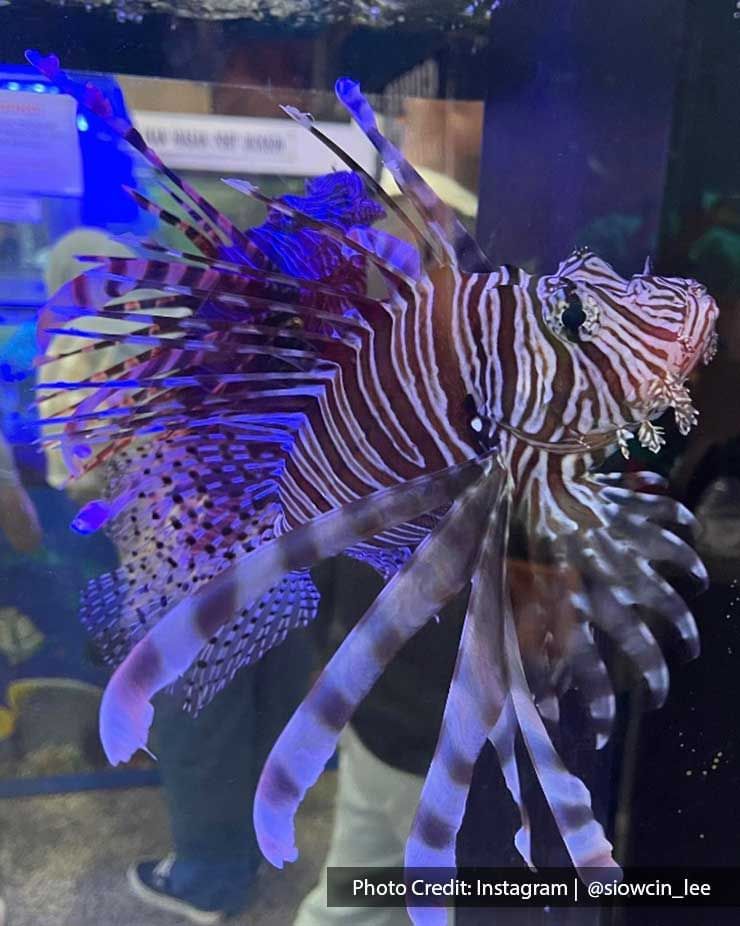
<box><xmin>127</xmin><ymin>856</ymin><xmax>226</xmax><ymax>925</ymax></box>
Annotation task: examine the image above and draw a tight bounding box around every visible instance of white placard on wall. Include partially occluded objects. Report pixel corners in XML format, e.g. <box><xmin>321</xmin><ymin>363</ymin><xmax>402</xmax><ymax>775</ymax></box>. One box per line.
<box><xmin>0</xmin><ymin>195</ymin><xmax>43</xmax><ymax>224</ymax></box>
<box><xmin>0</xmin><ymin>91</ymin><xmax>83</xmax><ymax>197</ymax></box>
<box><xmin>132</xmin><ymin>110</ymin><xmax>377</xmax><ymax>177</ymax></box>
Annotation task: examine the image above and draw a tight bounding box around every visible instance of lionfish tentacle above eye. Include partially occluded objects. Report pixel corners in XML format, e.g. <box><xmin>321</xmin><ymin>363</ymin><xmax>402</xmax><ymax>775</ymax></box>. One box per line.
<box><xmin>254</xmin><ymin>461</ymin><xmax>502</xmax><ymax>868</ymax></box>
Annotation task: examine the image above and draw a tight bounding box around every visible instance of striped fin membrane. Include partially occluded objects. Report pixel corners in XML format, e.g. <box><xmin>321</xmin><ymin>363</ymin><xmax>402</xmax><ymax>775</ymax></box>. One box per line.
<box><xmin>97</xmin><ymin>459</ymin><xmax>485</xmax><ymax>765</ymax></box>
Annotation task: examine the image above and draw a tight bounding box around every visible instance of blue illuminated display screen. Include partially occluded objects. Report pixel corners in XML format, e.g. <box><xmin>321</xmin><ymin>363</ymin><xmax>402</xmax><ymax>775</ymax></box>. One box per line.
<box><xmin>0</xmin><ymin>64</ymin><xmax>139</xmax><ymax>232</ymax></box>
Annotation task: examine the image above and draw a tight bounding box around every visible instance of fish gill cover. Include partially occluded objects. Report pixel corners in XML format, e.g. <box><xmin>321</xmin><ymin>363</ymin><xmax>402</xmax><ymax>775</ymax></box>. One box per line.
<box><xmin>24</xmin><ymin>46</ymin><xmax>720</xmax><ymax>926</ymax></box>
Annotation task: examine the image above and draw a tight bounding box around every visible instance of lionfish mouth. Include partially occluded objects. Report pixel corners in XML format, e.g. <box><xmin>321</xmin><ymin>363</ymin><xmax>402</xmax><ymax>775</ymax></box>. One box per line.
<box><xmin>698</xmin><ymin>296</ymin><xmax>720</xmax><ymax>367</ymax></box>
<box><xmin>621</xmin><ymin>292</ymin><xmax>720</xmax><ymax>454</ymax></box>
<box><xmin>677</xmin><ymin>291</ymin><xmax>720</xmax><ymax>376</ymax></box>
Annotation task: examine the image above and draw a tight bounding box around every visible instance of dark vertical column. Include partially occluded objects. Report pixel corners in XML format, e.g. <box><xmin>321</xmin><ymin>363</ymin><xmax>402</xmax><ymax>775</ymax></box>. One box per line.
<box><xmin>460</xmin><ymin>3</ymin><xmax>689</xmax><ymax>924</ymax></box>
<box><xmin>475</xmin><ymin>0</ymin><xmax>688</xmax><ymax>277</ymax></box>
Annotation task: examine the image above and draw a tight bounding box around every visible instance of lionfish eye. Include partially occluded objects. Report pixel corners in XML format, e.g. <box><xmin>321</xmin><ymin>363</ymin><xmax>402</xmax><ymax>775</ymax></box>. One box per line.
<box><xmin>560</xmin><ymin>290</ymin><xmax>587</xmax><ymax>341</ymax></box>
<box><xmin>543</xmin><ymin>279</ymin><xmax>601</xmax><ymax>344</ymax></box>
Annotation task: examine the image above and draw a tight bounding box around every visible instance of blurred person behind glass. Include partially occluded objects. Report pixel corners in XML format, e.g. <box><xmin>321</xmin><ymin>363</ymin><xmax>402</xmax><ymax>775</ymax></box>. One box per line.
<box><xmin>39</xmin><ymin>225</ymin><xmax>313</xmax><ymax>923</ymax></box>
<box><xmin>0</xmin><ymin>425</ymin><xmax>40</xmax><ymax>926</ymax></box>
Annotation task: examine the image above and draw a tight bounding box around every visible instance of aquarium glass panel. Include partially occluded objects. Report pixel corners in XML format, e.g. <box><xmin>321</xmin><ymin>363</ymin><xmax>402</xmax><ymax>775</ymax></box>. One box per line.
<box><xmin>0</xmin><ymin>3</ymin><xmax>737</xmax><ymax>926</ymax></box>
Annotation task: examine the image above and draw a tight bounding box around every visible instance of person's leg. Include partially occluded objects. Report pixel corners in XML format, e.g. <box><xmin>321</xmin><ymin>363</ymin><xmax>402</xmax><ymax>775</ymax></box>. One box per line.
<box><xmin>294</xmin><ymin>725</ymin><xmax>444</xmax><ymax>926</ymax></box>
<box><xmin>134</xmin><ymin>628</ymin><xmax>313</xmax><ymax>918</ymax></box>
<box><xmin>145</xmin><ymin>662</ymin><xmax>261</xmax><ymax>916</ymax></box>
<box><xmin>253</xmin><ymin>625</ymin><xmax>316</xmax><ymax>796</ymax></box>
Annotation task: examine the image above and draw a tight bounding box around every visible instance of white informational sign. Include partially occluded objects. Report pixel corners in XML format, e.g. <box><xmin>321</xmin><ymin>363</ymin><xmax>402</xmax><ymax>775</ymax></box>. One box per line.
<box><xmin>132</xmin><ymin>110</ymin><xmax>378</xmax><ymax>177</ymax></box>
<box><xmin>0</xmin><ymin>91</ymin><xmax>83</xmax><ymax>197</ymax></box>
<box><xmin>0</xmin><ymin>195</ymin><xmax>42</xmax><ymax>224</ymax></box>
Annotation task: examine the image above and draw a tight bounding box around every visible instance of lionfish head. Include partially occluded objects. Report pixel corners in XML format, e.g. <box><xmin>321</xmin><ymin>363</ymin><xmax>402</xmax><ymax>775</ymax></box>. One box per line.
<box><xmin>537</xmin><ymin>247</ymin><xmax>719</xmax><ymax>440</ymax></box>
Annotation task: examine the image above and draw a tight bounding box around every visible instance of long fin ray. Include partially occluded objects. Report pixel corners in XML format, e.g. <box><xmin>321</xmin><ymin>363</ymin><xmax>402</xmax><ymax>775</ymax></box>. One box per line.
<box><xmin>489</xmin><ymin>694</ymin><xmax>534</xmax><ymax>868</ymax></box>
<box><xmin>223</xmin><ymin>178</ymin><xmax>418</xmax><ymax>291</ymax></box>
<box><xmin>335</xmin><ymin>77</ymin><xmax>493</xmax><ymax>271</ymax></box>
<box><xmin>403</xmin><ymin>475</ymin><xmax>508</xmax><ymax>926</ymax></box>
<box><xmin>502</xmin><ymin>574</ymin><xmax>618</xmax><ymax>872</ymax></box>
<box><xmin>254</xmin><ymin>461</ymin><xmax>501</xmax><ymax>869</ymax></box>
<box><xmin>123</xmin><ymin>186</ymin><xmax>220</xmax><ymax>257</ymax></box>
<box><xmin>279</xmin><ymin>104</ymin><xmax>441</xmax><ymax>264</ymax></box>
<box><xmin>26</xmin><ymin>50</ymin><xmax>257</xmax><ymax>262</ymax></box>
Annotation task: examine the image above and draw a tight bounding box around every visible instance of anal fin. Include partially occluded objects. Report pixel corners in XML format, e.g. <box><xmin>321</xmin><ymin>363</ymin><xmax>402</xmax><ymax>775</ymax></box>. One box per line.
<box><xmin>182</xmin><ymin>569</ymin><xmax>320</xmax><ymax>713</ymax></box>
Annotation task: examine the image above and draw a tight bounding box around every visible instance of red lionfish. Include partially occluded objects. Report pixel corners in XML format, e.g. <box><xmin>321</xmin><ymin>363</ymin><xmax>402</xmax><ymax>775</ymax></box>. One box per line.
<box><xmin>29</xmin><ymin>50</ymin><xmax>719</xmax><ymax>921</ymax></box>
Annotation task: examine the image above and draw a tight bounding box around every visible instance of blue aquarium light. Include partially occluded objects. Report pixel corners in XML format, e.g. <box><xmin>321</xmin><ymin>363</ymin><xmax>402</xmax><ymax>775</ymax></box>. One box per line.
<box><xmin>0</xmin><ymin>61</ymin><xmax>143</xmax><ymax>228</ymax></box>
<box><xmin>0</xmin><ymin>60</ymin><xmax>153</xmax><ymax>329</ymax></box>
<box><xmin>2</xmin><ymin>78</ymin><xmax>61</xmax><ymax>94</ymax></box>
